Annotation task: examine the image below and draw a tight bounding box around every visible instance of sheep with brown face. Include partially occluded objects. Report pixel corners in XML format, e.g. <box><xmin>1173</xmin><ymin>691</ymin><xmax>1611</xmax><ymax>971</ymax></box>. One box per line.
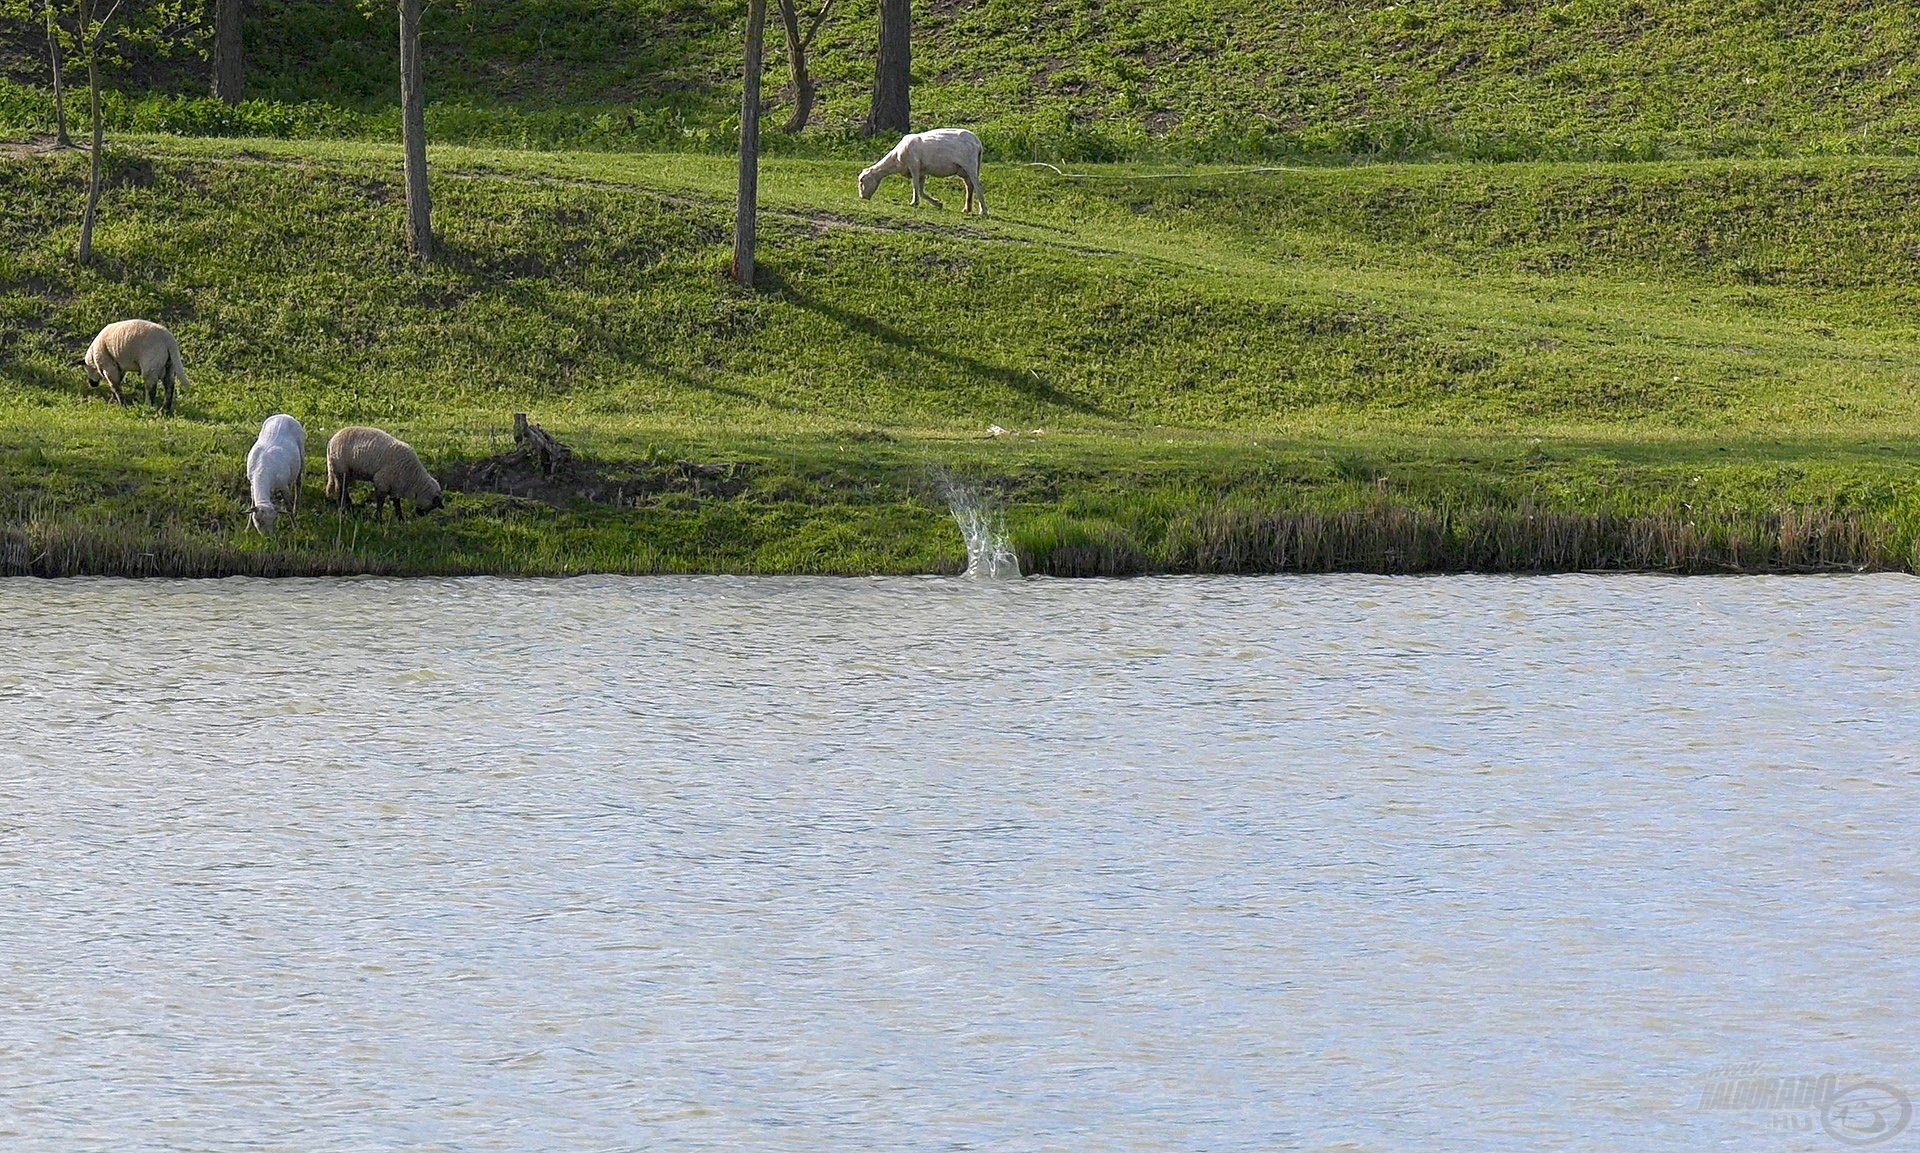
<box><xmin>324</xmin><ymin>426</ymin><xmax>444</xmax><ymax>521</ymax></box>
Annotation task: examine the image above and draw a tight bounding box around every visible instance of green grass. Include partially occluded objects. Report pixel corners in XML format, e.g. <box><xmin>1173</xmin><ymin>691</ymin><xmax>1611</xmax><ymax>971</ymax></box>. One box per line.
<box><xmin>6</xmin><ymin>0</ymin><xmax>1920</xmax><ymax>161</ymax></box>
<box><xmin>3</xmin><ymin>136</ymin><xmax>1920</xmax><ymax>575</ymax></box>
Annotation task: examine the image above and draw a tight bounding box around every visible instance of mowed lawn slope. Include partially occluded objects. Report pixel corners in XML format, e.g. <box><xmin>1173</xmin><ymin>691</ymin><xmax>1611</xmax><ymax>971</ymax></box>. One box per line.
<box><xmin>3</xmin><ymin>138</ymin><xmax>1920</xmax><ymax>574</ymax></box>
<box><xmin>5</xmin><ymin>0</ymin><xmax>1920</xmax><ymax>159</ymax></box>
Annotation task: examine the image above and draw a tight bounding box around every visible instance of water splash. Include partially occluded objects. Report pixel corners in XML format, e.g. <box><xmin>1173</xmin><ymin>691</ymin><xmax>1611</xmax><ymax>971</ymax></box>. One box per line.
<box><xmin>936</xmin><ymin>472</ymin><xmax>1021</xmax><ymax>579</ymax></box>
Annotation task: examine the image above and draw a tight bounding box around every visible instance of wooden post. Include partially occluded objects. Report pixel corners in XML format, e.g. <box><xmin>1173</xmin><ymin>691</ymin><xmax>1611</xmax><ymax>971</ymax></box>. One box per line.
<box><xmin>865</xmin><ymin>0</ymin><xmax>910</xmax><ymax>136</ymax></box>
<box><xmin>732</xmin><ymin>0</ymin><xmax>767</xmax><ymax>287</ymax></box>
<box><xmin>77</xmin><ymin>44</ymin><xmax>101</xmax><ymax>263</ymax></box>
<box><xmin>775</xmin><ymin>0</ymin><xmax>817</xmax><ymax>133</ymax></box>
<box><xmin>212</xmin><ymin>0</ymin><xmax>244</xmax><ymax>105</ymax></box>
<box><xmin>399</xmin><ymin>0</ymin><xmax>432</xmax><ymax>263</ymax></box>
<box><xmin>46</xmin><ymin>5</ymin><xmax>71</xmax><ymax>147</ymax></box>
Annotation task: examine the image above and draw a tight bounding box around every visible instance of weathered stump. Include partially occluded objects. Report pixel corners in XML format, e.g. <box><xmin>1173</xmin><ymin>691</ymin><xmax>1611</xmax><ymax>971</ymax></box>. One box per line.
<box><xmin>512</xmin><ymin>413</ymin><xmax>574</xmax><ymax>477</ymax></box>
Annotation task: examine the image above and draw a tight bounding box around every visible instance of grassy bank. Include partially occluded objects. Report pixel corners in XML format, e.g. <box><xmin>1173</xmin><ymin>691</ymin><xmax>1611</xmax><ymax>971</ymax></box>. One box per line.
<box><xmin>3</xmin><ymin>137</ymin><xmax>1919</xmax><ymax>576</ymax></box>
<box><xmin>6</xmin><ymin>1</ymin><xmax>1920</xmax><ymax>161</ymax></box>
<box><xmin>5</xmin><ymin>424</ymin><xmax>1916</xmax><ymax>577</ymax></box>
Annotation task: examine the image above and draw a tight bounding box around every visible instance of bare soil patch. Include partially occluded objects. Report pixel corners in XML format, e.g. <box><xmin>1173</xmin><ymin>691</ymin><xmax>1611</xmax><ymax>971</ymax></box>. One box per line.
<box><xmin>442</xmin><ymin>443</ymin><xmax>750</xmax><ymax>509</ymax></box>
<box><xmin>0</xmin><ymin>135</ymin><xmax>71</xmax><ymax>159</ymax></box>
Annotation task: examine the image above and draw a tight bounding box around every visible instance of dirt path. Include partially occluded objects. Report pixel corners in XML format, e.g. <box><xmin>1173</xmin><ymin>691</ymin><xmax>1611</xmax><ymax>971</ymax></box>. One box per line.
<box><xmin>0</xmin><ymin>135</ymin><xmax>71</xmax><ymax>159</ymax></box>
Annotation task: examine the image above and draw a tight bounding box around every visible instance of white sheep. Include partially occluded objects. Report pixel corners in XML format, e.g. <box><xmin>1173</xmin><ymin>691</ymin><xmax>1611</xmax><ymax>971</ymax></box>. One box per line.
<box><xmin>245</xmin><ymin>414</ymin><xmax>306</xmax><ymax>535</ymax></box>
<box><xmin>84</xmin><ymin>319</ymin><xmax>188</xmax><ymax>414</ymax></box>
<box><xmin>325</xmin><ymin>426</ymin><xmax>444</xmax><ymax>521</ymax></box>
<box><xmin>858</xmin><ymin>128</ymin><xmax>987</xmax><ymax>216</ymax></box>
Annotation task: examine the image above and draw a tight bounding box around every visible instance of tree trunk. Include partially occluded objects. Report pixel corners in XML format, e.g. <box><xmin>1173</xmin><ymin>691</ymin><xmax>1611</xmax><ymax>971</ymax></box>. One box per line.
<box><xmin>732</xmin><ymin>0</ymin><xmax>766</xmax><ymax>287</ymax></box>
<box><xmin>45</xmin><ymin>4</ymin><xmax>71</xmax><ymax>147</ymax></box>
<box><xmin>398</xmin><ymin>0</ymin><xmax>431</xmax><ymax>263</ymax></box>
<box><xmin>775</xmin><ymin>0</ymin><xmax>814</xmax><ymax>134</ymax></box>
<box><xmin>212</xmin><ymin>0</ymin><xmax>244</xmax><ymax>105</ymax></box>
<box><xmin>78</xmin><ymin>53</ymin><xmax>101</xmax><ymax>263</ymax></box>
<box><xmin>864</xmin><ymin>0</ymin><xmax>909</xmax><ymax>137</ymax></box>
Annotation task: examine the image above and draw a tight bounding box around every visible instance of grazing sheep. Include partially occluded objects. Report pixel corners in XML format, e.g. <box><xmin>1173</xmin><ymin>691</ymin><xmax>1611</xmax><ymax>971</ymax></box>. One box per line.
<box><xmin>83</xmin><ymin>319</ymin><xmax>188</xmax><ymax>414</ymax></box>
<box><xmin>325</xmin><ymin>426</ymin><xmax>444</xmax><ymax>521</ymax></box>
<box><xmin>246</xmin><ymin>414</ymin><xmax>306</xmax><ymax>535</ymax></box>
<box><xmin>858</xmin><ymin>128</ymin><xmax>986</xmax><ymax>216</ymax></box>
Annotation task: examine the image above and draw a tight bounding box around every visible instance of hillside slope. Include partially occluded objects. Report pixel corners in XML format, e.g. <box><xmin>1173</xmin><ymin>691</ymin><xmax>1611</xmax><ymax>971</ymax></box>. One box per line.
<box><xmin>8</xmin><ymin>140</ymin><xmax>1920</xmax><ymax>433</ymax></box>
<box><xmin>5</xmin><ymin>1</ymin><xmax>1920</xmax><ymax>159</ymax></box>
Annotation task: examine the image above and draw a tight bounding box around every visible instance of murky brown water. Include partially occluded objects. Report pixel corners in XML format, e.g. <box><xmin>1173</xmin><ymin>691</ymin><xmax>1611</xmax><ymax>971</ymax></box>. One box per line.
<box><xmin>1</xmin><ymin>574</ymin><xmax>1916</xmax><ymax>1151</ymax></box>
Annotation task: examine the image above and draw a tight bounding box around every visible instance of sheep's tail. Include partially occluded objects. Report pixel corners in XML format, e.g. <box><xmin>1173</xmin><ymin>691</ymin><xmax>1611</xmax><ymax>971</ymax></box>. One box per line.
<box><xmin>324</xmin><ymin>457</ymin><xmax>341</xmax><ymax>501</ymax></box>
<box><xmin>169</xmin><ymin>341</ymin><xmax>188</xmax><ymax>394</ymax></box>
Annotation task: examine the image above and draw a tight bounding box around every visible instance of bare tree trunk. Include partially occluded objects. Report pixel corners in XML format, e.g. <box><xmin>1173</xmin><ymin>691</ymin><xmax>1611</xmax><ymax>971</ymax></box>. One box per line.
<box><xmin>45</xmin><ymin>4</ymin><xmax>71</xmax><ymax>147</ymax></box>
<box><xmin>398</xmin><ymin>0</ymin><xmax>431</xmax><ymax>263</ymax></box>
<box><xmin>78</xmin><ymin>51</ymin><xmax>101</xmax><ymax>263</ymax></box>
<box><xmin>864</xmin><ymin>0</ymin><xmax>909</xmax><ymax>137</ymax></box>
<box><xmin>732</xmin><ymin>0</ymin><xmax>766</xmax><ymax>287</ymax></box>
<box><xmin>775</xmin><ymin>0</ymin><xmax>814</xmax><ymax>134</ymax></box>
<box><xmin>212</xmin><ymin>0</ymin><xmax>243</xmax><ymax>105</ymax></box>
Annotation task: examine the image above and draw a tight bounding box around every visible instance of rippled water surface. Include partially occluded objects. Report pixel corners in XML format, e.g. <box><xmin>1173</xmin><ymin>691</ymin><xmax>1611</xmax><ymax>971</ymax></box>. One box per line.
<box><xmin>2</xmin><ymin>574</ymin><xmax>1917</xmax><ymax>1152</ymax></box>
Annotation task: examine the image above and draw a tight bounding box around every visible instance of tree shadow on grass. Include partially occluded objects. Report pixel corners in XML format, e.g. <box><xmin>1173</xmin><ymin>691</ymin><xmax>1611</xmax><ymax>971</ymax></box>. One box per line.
<box><xmin>5</xmin><ymin>359</ymin><xmax>82</xmax><ymax>399</ymax></box>
<box><xmin>527</xmin><ymin>293</ymin><xmax>813</xmax><ymax>419</ymax></box>
<box><xmin>769</xmin><ymin>274</ymin><xmax>1108</xmax><ymax>419</ymax></box>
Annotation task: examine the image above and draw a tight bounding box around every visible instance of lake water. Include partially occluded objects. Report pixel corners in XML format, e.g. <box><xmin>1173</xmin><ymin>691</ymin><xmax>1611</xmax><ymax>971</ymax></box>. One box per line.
<box><xmin>1</xmin><ymin>574</ymin><xmax>1916</xmax><ymax>1152</ymax></box>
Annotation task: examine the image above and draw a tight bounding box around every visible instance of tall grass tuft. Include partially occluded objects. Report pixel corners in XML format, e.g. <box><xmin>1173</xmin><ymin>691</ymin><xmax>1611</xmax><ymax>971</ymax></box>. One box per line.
<box><xmin>1022</xmin><ymin>502</ymin><xmax>1907</xmax><ymax>577</ymax></box>
<box><xmin>1</xmin><ymin>506</ymin><xmax>394</xmax><ymax>578</ymax></box>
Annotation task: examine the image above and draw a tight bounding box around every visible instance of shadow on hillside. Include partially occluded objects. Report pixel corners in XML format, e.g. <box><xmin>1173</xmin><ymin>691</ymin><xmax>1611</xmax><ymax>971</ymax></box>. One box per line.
<box><xmin>773</xmin><ymin>282</ymin><xmax>1106</xmax><ymax>418</ymax></box>
<box><xmin>624</xmin><ymin>351</ymin><xmax>812</xmax><ymax>416</ymax></box>
<box><xmin>529</xmin><ymin>294</ymin><xmax>812</xmax><ymax>417</ymax></box>
<box><xmin>5</xmin><ymin>360</ymin><xmax>80</xmax><ymax>399</ymax></box>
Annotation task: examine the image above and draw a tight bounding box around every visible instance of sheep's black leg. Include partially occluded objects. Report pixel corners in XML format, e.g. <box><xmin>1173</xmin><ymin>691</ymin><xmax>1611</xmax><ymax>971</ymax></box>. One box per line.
<box><xmin>163</xmin><ymin>377</ymin><xmax>175</xmax><ymax>416</ymax></box>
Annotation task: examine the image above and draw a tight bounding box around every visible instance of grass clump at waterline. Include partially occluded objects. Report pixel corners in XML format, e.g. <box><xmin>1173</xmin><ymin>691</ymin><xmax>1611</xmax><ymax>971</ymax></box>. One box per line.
<box><xmin>3</xmin><ymin>137</ymin><xmax>1920</xmax><ymax>577</ymax></box>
